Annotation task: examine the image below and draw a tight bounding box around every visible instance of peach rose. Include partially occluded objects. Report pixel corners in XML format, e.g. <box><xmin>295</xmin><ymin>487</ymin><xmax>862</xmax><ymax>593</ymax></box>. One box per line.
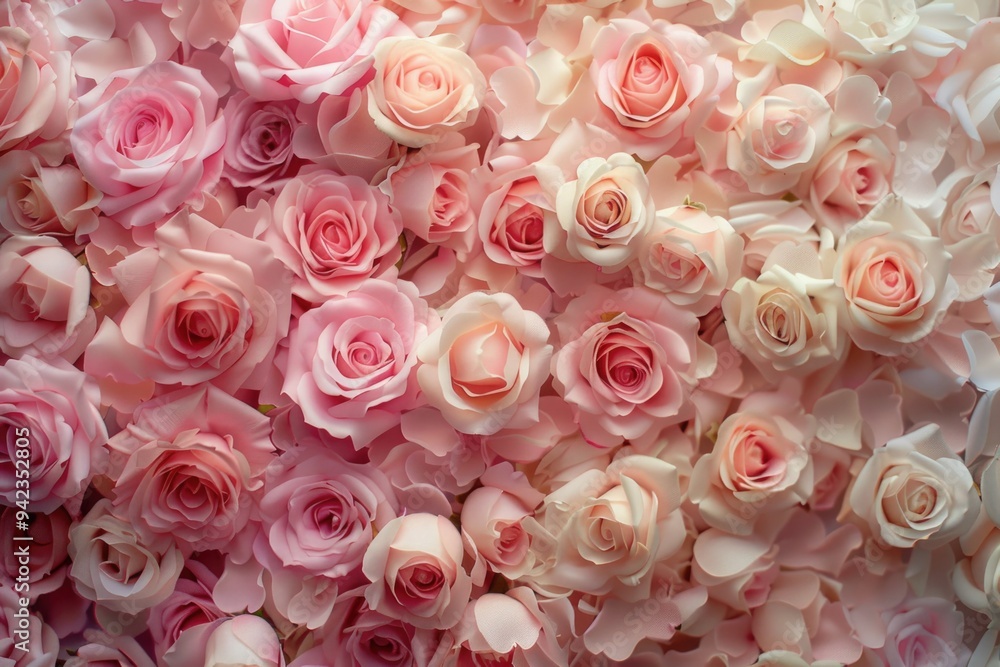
<box><xmin>848</xmin><ymin>425</ymin><xmax>978</xmax><ymax>549</ymax></box>
<box><xmin>361</xmin><ymin>512</ymin><xmax>473</xmax><ymax>630</ymax></box>
<box><xmin>367</xmin><ymin>35</ymin><xmax>486</xmax><ymax>147</ymax></box>
<box><xmin>416</xmin><ymin>291</ymin><xmax>552</xmax><ymax>435</ymax></box>
<box><xmin>549</xmin><ymin>152</ymin><xmax>655</xmax><ymax>271</ymax></box>
<box><xmin>632</xmin><ymin>205</ymin><xmax>744</xmax><ymax>316</ymax></box>
<box><xmin>834</xmin><ymin>196</ymin><xmax>957</xmax><ymax>355</ymax></box>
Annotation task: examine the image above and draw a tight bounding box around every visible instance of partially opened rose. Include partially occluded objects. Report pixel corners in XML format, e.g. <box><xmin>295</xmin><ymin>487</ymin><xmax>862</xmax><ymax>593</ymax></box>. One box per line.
<box><xmin>0</xmin><ymin>150</ymin><xmax>100</xmax><ymax>241</ymax></box>
<box><xmin>367</xmin><ymin>34</ymin><xmax>486</xmax><ymax>147</ymax></box>
<box><xmin>70</xmin><ymin>62</ymin><xmax>225</xmax><ymax>228</ymax></box>
<box><xmin>362</xmin><ymin>512</ymin><xmax>473</xmax><ymax>630</ymax></box>
<box><xmin>0</xmin><ymin>27</ymin><xmax>70</xmax><ymax>151</ymax></box>
<box><xmin>416</xmin><ymin>290</ymin><xmax>552</xmax><ymax>435</ymax></box>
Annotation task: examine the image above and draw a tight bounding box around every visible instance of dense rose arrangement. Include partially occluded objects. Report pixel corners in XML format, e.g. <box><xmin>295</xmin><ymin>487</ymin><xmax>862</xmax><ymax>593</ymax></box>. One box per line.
<box><xmin>5</xmin><ymin>0</ymin><xmax>1000</xmax><ymax>665</ymax></box>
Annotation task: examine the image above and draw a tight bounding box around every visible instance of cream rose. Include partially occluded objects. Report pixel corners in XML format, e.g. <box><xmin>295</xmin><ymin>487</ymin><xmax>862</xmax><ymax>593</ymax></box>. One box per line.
<box><xmin>416</xmin><ymin>291</ymin><xmax>552</xmax><ymax>435</ymax></box>
<box><xmin>848</xmin><ymin>425</ymin><xmax>979</xmax><ymax>549</ymax></box>
<box><xmin>367</xmin><ymin>34</ymin><xmax>486</xmax><ymax>147</ymax></box>
<box><xmin>548</xmin><ymin>152</ymin><xmax>655</xmax><ymax>271</ymax></box>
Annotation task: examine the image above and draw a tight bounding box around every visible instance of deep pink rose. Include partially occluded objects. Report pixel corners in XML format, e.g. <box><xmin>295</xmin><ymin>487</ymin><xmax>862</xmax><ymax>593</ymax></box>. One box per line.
<box><xmin>222</xmin><ymin>93</ymin><xmax>300</xmax><ymax>190</ymax></box>
<box><xmin>283</xmin><ymin>278</ymin><xmax>435</xmax><ymax>447</ymax></box>
<box><xmin>70</xmin><ymin>62</ymin><xmax>226</xmax><ymax>228</ymax></box>
<box><xmin>0</xmin><ymin>355</ymin><xmax>107</xmax><ymax>513</ymax></box>
<box><xmin>267</xmin><ymin>169</ymin><xmax>403</xmax><ymax>302</ymax></box>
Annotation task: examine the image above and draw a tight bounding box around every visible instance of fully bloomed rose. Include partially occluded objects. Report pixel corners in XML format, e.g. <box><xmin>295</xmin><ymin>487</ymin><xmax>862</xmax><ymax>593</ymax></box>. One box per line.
<box><xmin>367</xmin><ymin>35</ymin><xmax>487</xmax><ymax>147</ymax></box>
<box><xmin>362</xmin><ymin>512</ymin><xmax>473</xmax><ymax>630</ymax></box>
<box><xmin>416</xmin><ymin>290</ymin><xmax>552</xmax><ymax>435</ymax></box>
<box><xmin>283</xmin><ymin>278</ymin><xmax>435</xmax><ymax>446</ymax></box>
<box><xmin>229</xmin><ymin>0</ymin><xmax>406</xmax><ymax>103</ymax></box>
<box><xmin>70</xmin><ymin>62</ymin><xmax>225</xmax><ymax>228</ymax></box>
<box><xmin>589</xmin><ymin>16</ymin><xmax>733</xmax><ymax>160</ymax></box>
<box><xmin>105</xmin><ymin>385</ymin><xmax>275</xmax><ymax>553</ymax></box>
<box><xmin>879</xmin><ymin>598</ymin><xmax>969</xmax><ymax>667</ymax></box>
<box><xmin>68</xmin><ymin>499</ymin><xmax>185</xmax><ymax>614</ymax></box>
<box><xmin>524</xmin><ymin>455</ymin><xmax>684</xmax><ymax>601</ymax></box>
<box><xmin>0</xmin><ymin>356</ymin><xmax>107</xmax><ymax>513</ymax></box>
<box><xmin>834</xmin><ymin>196</ymin><xmax>957</xmax><ymax>355</ymax></box>
<box><xmin>0</xmin><ymin>27</ymin><xmax>70</xmax><ymax>152</ymax></box>
<box><xmin>0</xmin><ymin>150</ymin><xmax>100</xmax><ymax>241</ymax></box>
<box><xmin>552</xmin><ymin>284</ymin><xmax>711</xmax><ymax>447</ymax></box>
<box><xmin>0</xmin><ymin>235</ymin><xmax>97</xmax><ymax>362</ymax></box>
<box><xmin>222</xmin><ymin>93</ymin><xmax>300</xmax><ymax>189</ymax></box>
<box><xmin>266</xmin><ymin>169</ymin><xmax>402</xmax><ymax>302</ymax></box>
<box><xmin>84</xmin><ymin>209</ymin><xmax>291</xmax><ymax>397</ymax></box>
<box><xmin>848</xmin><ymin>425</ymin><xmax>978</xmax><ymax>549</ymax></box>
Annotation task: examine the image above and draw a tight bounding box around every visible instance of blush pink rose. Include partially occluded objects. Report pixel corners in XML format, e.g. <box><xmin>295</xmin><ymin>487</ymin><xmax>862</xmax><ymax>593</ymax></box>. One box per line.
<box><xmin>283</xmin><ymin>278</ymin><xmax>435</xmax><ymax>447</ymax></box>
<box><xmin>726</xmin><ymin>84</ymin><xmax>833</xmax><ymax>195</ymax></box>
<box><xmin>834</xmin><ymin>197</ymin><xmax>957</xmax><ymax>355</ymax></box>
<box><xmin>84</xmin><ymin>209</ymin><xmax>291</xmax><ymax>396</ymax></box>
<box><xmin>805</xmin><ymin>134</ymin><xmax>893</xmax><ymax>237</ymax></box>
<box><xmin>68</xmin><ymin>499</ymin><xmax>185</xmax><ymax>614</ymax></box>
<box><xmin>0</xmin><ymin>355</ymin><xmax>107</xmax><ymax>513</ymax></box>
<box><xmin>0</xmin><ymin>235</ymin><xmax>97</xmax><ymax>362</ymax></box>
<box><xmin>229</xmin><ymin>0</ymin><xmax>406</xmax><ymax>103</ymax></box>
<box><xmin>367</xmin><ymin>34</ymin><xmax>487</xmax><ymax>147</ymax></box>
<box><xmin>590</xmin><ymin>16</ymin><xmax>733</xmax><ymax>160</ymax></box>
<box><xmin>0</xmin><ymin>149</ymin><xmax>100</xmax><ymax>241</ymax></box>
<box><xmin>106</xmin><ymin>385</ymin><xmax>275</xmax><ymax>553</ymax></box>
<box><xmin>70</xmin><ymin>62</ymin><xmax>225</xmax><ymax>228</ymax></box>
<box><xmin>222</xmin><ymin>93</ymin><xmax>300</xmax><ymax>190</ymax></box>
<box><xmin>381</xmin><ymin>134</ymin><xmax>481</xmax><ymax>255</ymax></box>
<box><xmin>552</xmin><ymin>284</ymin><xmax>711</xmax><ymax>447</ymax></box>
<box><xmin>0</xmin><ymin>585</ymin><xmax>59</xmax><ymax>667</ymax></box>
<box><xmin>267</xmin><ymin>169</ymin><xmax>402</xmax><ymax>302</ymax></box>
<box><xmin>0</xmin><ymin>27</ymin><xmax>70</xmax><ymax>151</ymax></box>
<box><xmin>416</xmin><ymin>290</ymin><xmax>553</xmax><ymax>435</ymax></box>
<box><xmin>165</xmin><ymin>616</ymin><xmax>285</xmax><ymax>667</ymax></box>
<box><xmin>362</xmin><ymin>512</ymin><xmax>473</xmax><ymax>630</ymax></box>
<box><xmin>879</xmin><ymin>598</ymin><xmax>969</xmax><ymax>667</ymax></box>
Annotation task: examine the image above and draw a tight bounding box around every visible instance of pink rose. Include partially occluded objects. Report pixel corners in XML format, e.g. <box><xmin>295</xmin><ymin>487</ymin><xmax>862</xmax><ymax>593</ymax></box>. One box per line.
<box><xmin>148</xmin><ymin>561</ymin><xmax>226</xmax><ymax>656</ymax></box>
<box><xmin>84</xmin><ymin>209</ymin><xmax>291</xmax><ymax>396</ymax></box>
<box><xmin>0</xmin><ymin>27</ymin><xmax>70</xmax><ymax>151</ymax></box>
<box><xmin>323</xmin><ymin>591</ymin><xmax>442</xmax><ymax>667</ymax></box>
<box><xmin>935</xmin><ymin>170</ymin><xmax>1000</xmax><ymax>301</ymax></box>
<box><xmin>255</xmin><ymin>446</ymin><xmax>397</xmax><ymax>581</ymax></box>
<box><xmin>64</xmin><ymin>632</ymin><xmax>156</xmax><ymax>667</ymax></box>
<box><xmin>367</xmin><ymin>35</ymin><xmax>487</xmax><ymax>147</ymax></box>
<box><xmin>552</xmin><ymin>285</ymin><xmax>710</xmax><ymax>447</ymax></box>
<box><xmin>0</xmin><ymin>149</ymin><xmax>100</xmax><ymax>241</ymax></box>
<box><xmin>631</xmin><ymin>205</ymin><xmax>744</xmax><ymax>316</ymax></box>
<box><xmin>70</xmin><ymin>62</ymin><xmax>225</xmax><ymax>228</ymax></box>
<box><xmin>106</xmin><ymin>385</ymin><xmax>275</xmax><ymax>552</ymax></box>
<box><xmin>229</xmin><ymin>0</ymin><xmax>405</xmax><ymax>103</ymax></box>
<box><xmin>292</xmin><ymin>88</ymin><xmax>405</xmax><ymax>184</ymax></box>
<box><xmin>283</xmin><ymin>278</ymin><xmax>435</xmax><ymax>446</ymax></box>
<box><xmin>0</xmin><ymin>505</ymin><xmax>71</xmax><ymax>598</ymax></box>
<box><xmin>848</xmin><ymin>425</ymin><xmax>978</xmax><ymax>549</ymax></box>
<box><xmin>726</xmin><ymin>84</ymin><xmax>833</xmax><ymax>195</ymax></box>
<box><xmin>382</xmin><ymin>134</ymin><xmax>481</xmax><ymax>254</ymax></box>
<box><xmin>879</xmin><ymin>598</ymin><xmax>969</xmax><ymax>667</ymax></box>
<box><xmin>689</xmin><ymin>393</ymin><xmax>816</xmax><ymax>535</ymax></box>
<box><xmin>0</xmin><ymin>356</ymin><xmax>107</xmax><ymax>513</ymax></box>
<box><xmin>361</xmin><ymin>512</ymin><xmax>473</xmax><ymax>630</ymax></box>
<box><xmin>166</xmin><ymin>616</ymin><xmax>285</xmax><ymax>667</ymax></box>
<box><xmin>525</xmin><ymin>455</ymin><xmax>684</xmax><ymax>600</ymax></box>
<box><xmin>267</xmin><ymin>169</ymin><xmax>402</xmax><ymax>302</ymax></box>
<box><xmin>416</xmin><ymin>290</ymin><xmax>552</xmax><ymax>435</ymax></box>
<box><xmin>0</xmin><ymin>584</ymin><xmax>59</xmax><ymax>667</ymax></box>
<box><xmin>806</xmin><ymin>134</ymin><xmax>893</xmax><ymax>237</ymax></box>
<box><xmin>834</xmin><ymin>197</ymin><xmax>957</xmax><ymax>354</ymax></box>
<box><xmin>0</xmin><ymin>236</ymin><xmax>97</xmax><ymax>362</ymax></box>
<box><xmin>590</xmin><ymin>16</ymin><xmax>733</xmax><ymax>160</ymax></box>
<box><xmin>222</xmin><ymin>93</ymin><xmax>300</xmax><ymax>190</ymax></box>
<box><xmin>68</xmin><ymin>499</ymin><xmax>185</xmax><ymax>614</ymax></box>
